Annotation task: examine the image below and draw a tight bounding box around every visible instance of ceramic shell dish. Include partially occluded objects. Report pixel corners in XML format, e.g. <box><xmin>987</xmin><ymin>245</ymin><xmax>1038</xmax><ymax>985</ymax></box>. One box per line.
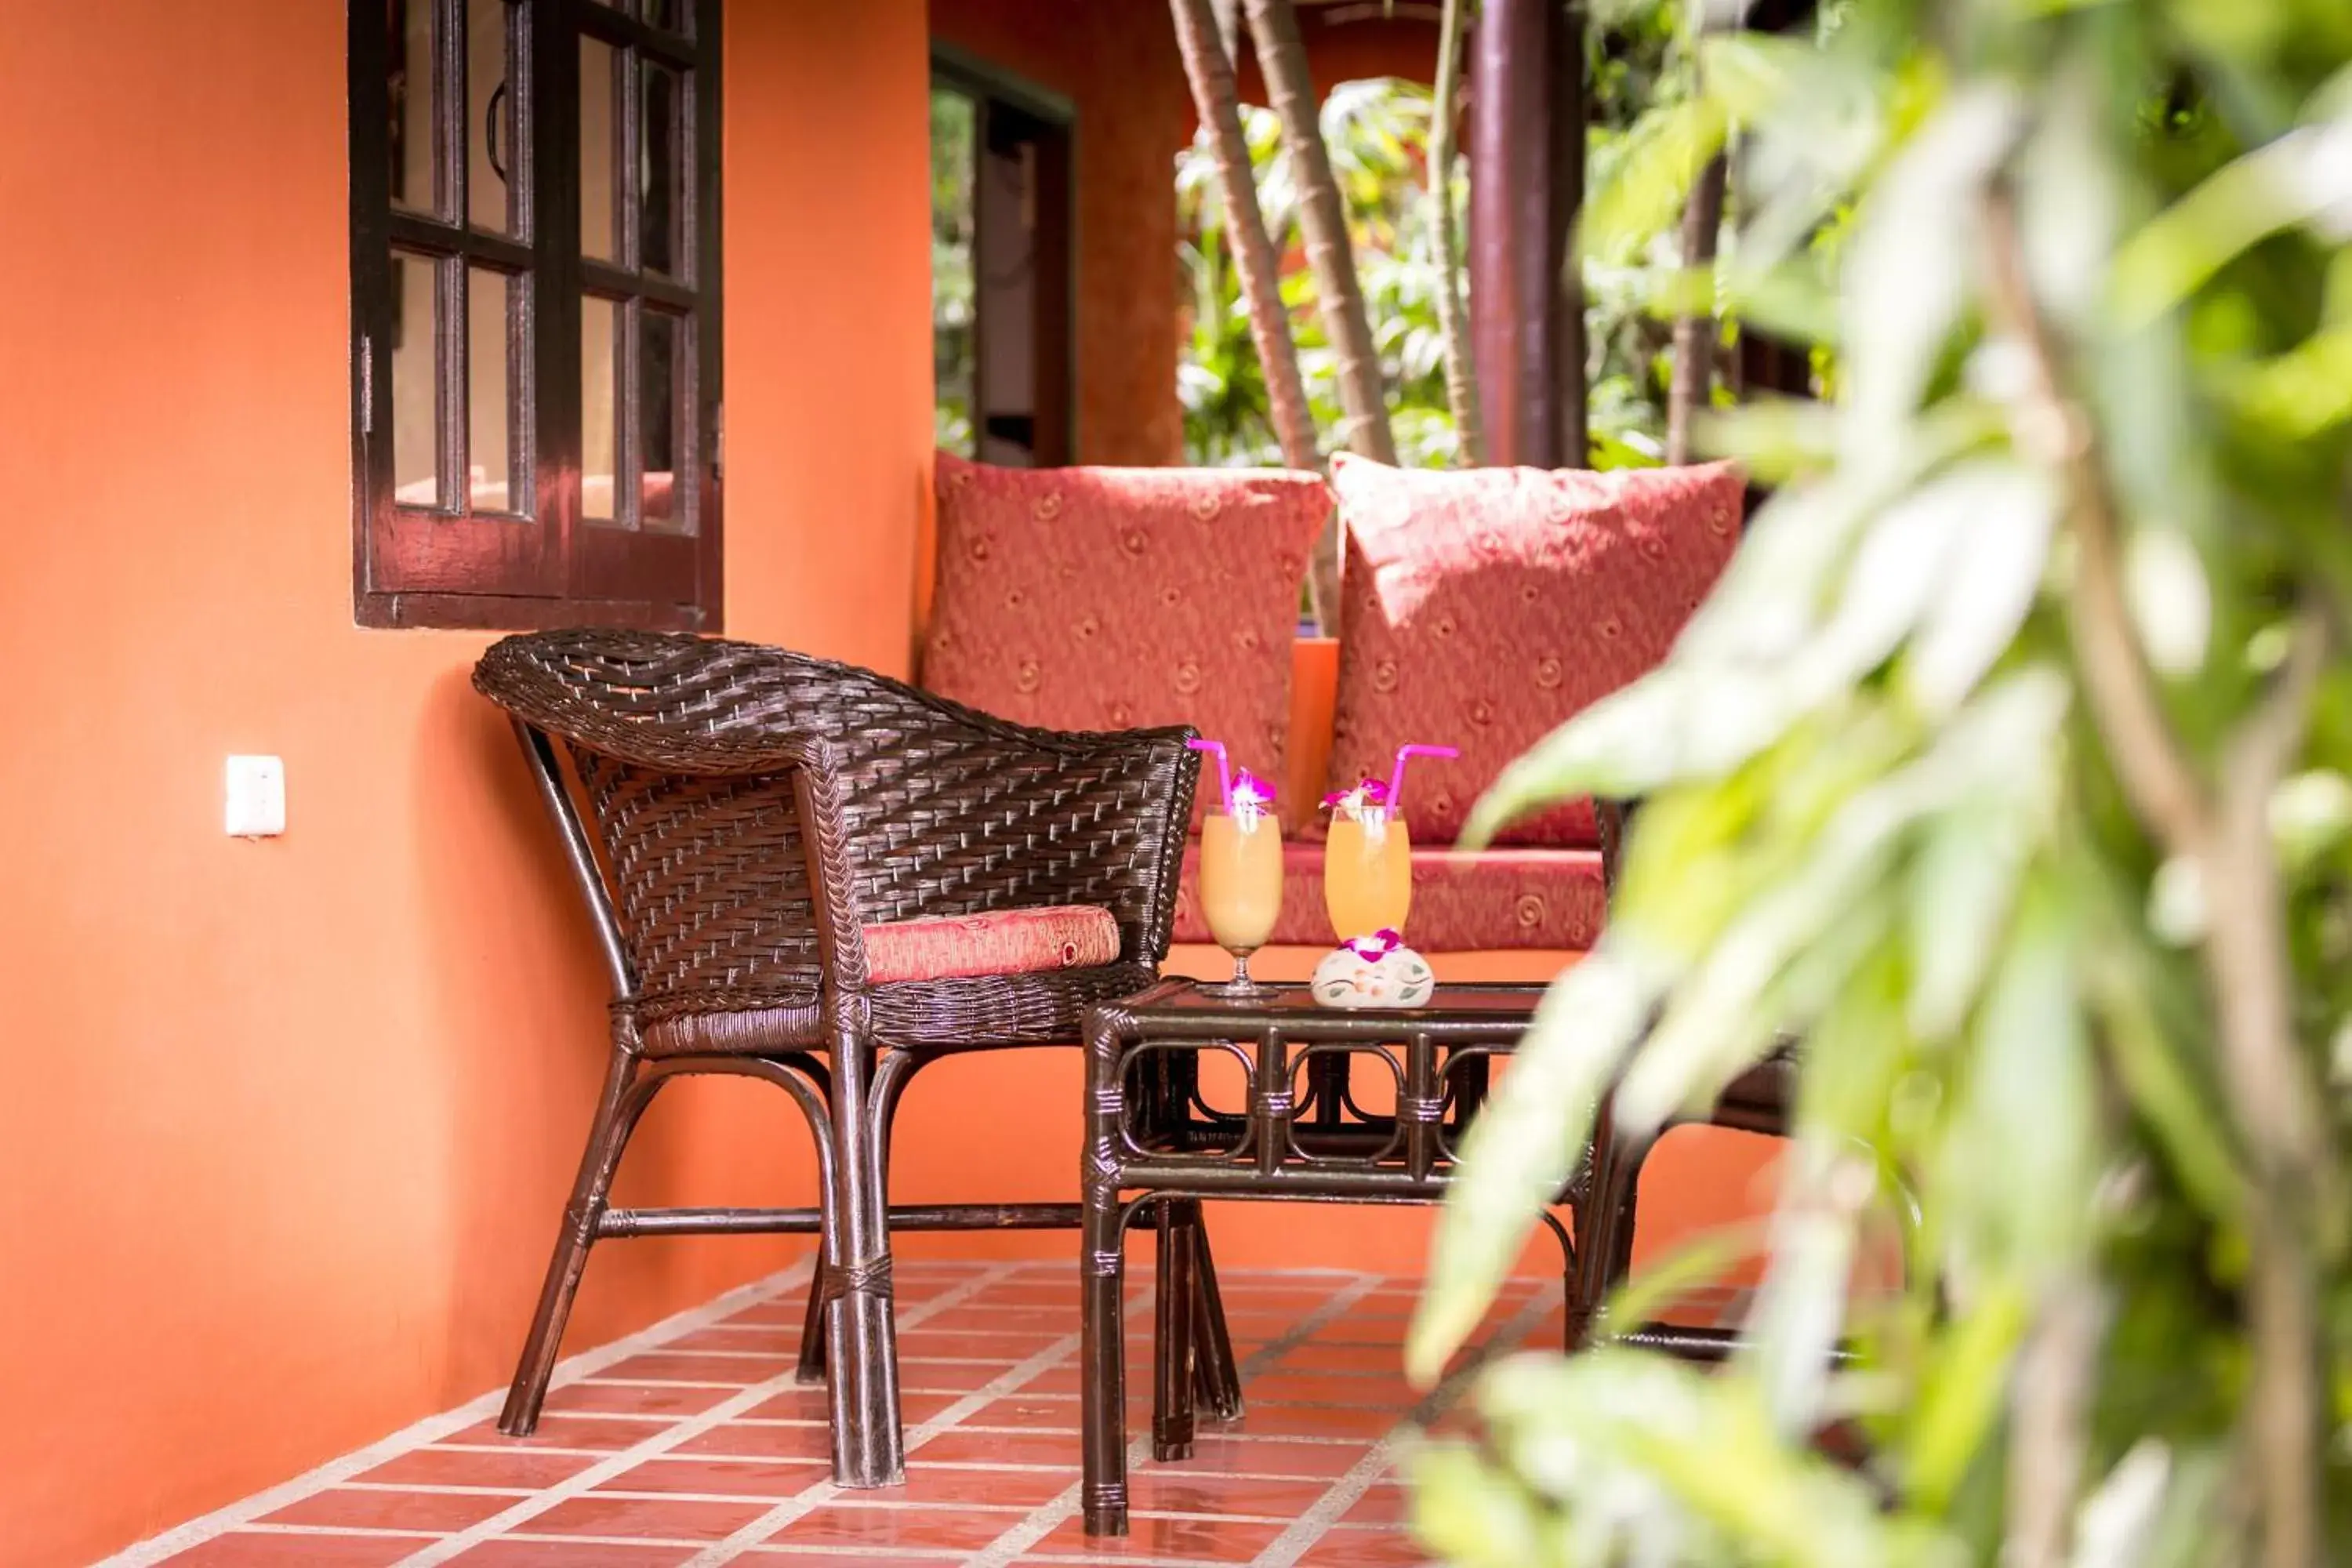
<box><xmin>1310</xmin><ymin>936</ymin><xmax>1436</xmax><ymax>1009</ymax></box>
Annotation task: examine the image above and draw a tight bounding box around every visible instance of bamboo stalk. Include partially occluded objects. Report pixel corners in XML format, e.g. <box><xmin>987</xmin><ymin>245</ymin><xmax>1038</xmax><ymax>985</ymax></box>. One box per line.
<box><xmin>1430</xmin><ymin>0</ymin><xmax>1483</xmax><ymax>465</ymax></box>
<box><xmin>1664</xmin><ymin>154</ymin><xmax>1727</xmax><ymax>466</ymax></box>
<box><xmin>1240</xmin><ymin>0</ymin><xmax>1397</xmax><ymax>469</ymax></box>
<box><xmin>1168</xmin><ymin>0</ymin><xmax>1331</xmax><ymax>626</ymax></box>
<box><xmin>1168</xmin><ymin>0</ymin><xmax>1319</xmax><ymax>481</ymax></box>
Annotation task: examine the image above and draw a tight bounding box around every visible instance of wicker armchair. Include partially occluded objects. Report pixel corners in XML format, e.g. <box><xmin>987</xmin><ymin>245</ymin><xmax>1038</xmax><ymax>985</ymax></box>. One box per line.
<box><xmin>473</xmin><ymin>629</ymin><xmax>1237</xmax><ymax>1487</ymax></box>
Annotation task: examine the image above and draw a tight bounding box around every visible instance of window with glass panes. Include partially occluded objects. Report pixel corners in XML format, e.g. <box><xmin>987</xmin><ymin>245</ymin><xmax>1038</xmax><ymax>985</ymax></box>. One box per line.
<box><xmin>349</xmin><ymin>0</ymin><xmax>720</xmax><ymax>630</ymax></box>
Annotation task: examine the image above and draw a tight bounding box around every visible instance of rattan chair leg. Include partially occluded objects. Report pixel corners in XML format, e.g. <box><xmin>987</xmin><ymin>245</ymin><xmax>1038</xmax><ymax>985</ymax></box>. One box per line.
<box><xmin>820</xmin><ymin>1021</ymin><xmax>905</xmax><ymax>1488</ymax></box>
<box><xmin>1152</xmin><ymin>1199</ymin><xmax>1199</xmax><ymax>1463</ymax></box>
<box><xmin>501</xmin><ymin>1043</ymin><xmax>642</xmax><ymax>1434</ymax></box>
<box><xmin>1186</xmin><ymin>1207</ymin><xmax>1243</xmax><ymax>1420</ymax></box>
<box><xmin>795</xmin><ymin>1260</ymin><xmax>829</xmax><ymax>1385</ymax></box>
<box><xmin>800</xmin><ymin>1047</ymin><xmax>923</xmax><ymax>1390</ymax></box>
<box><xmin>1080</xmin><ymin>1189</ymin><xmax>1131</xmax><ymax>1537</ymax></box>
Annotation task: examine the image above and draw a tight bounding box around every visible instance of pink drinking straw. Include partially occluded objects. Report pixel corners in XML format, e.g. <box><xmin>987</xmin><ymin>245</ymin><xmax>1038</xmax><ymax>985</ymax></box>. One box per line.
<box><xmin>1386</xmin><ymin>744</ymin><xmax>1461</xmax><ymax>809</ymax></box>
<box><xmin>1188</xmin><ymin>738</ymin><xmax>1235</xmax><ymax>814</ymax></box>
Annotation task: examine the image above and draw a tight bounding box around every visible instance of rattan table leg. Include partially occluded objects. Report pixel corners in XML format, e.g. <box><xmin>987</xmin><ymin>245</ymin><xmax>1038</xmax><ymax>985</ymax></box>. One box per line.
<box><xmin>1082</xmin><ymin>1004</ymin><xmax>1134</xmax><ymax>1536</ymax></box>
<box><xmin>1570</xmin><ymin>1108</ymin><xmax>1653</xmax><ymax>1352</ymax></box>
<box><xmin>1153</xmin><ymin>1200</ymin><xmax>1198</xmax><ymax>1461</ymax></box>
<box><xmin>1080</xmin><ymin>1187</ymin><xmax>1131</xmax><ymax>1536</ymax></box>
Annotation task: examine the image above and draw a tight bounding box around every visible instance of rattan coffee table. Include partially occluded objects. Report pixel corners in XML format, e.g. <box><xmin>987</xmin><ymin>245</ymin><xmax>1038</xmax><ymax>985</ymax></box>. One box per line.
<box><xmin>1076</xmin><ymin>978</ymin><xmax>1576</xmax><ymax>1537</ymax></box>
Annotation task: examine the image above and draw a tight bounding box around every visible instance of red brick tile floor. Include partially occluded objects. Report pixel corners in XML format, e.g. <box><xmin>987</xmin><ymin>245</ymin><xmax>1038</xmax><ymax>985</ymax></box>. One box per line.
<box><xmin>104</xmin><ymin>1260</ymin><xmax>1583</xmax><ymax>1568</ymax></box>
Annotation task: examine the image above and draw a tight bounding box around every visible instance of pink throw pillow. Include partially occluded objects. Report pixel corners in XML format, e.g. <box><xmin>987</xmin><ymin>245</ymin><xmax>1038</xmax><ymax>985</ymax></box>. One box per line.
<box><xmin>863</xmin><ymin>905</ymin><xmax>1121</xmax><ymax>985</ymax></box>
<box><xmin>1323</xmin><ymin>454</ymin><xmax>1742</xmax><ymax>847</ymax></box>
<box><xmin>923</xmin><ymin>452</ymin><xmax>1328</xmax><ymax>823</ymax></box>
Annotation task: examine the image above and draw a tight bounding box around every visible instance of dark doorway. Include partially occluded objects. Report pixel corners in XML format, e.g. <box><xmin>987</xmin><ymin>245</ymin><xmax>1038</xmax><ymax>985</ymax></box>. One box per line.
<box><xmin>930</xmin><ymin>49</ymin><xmax>1075</xmax><ymax>467</ymax></box>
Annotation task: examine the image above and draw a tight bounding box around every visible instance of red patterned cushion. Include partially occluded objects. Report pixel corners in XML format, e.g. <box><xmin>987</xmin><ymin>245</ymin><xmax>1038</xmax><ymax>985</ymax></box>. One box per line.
<box><xmin>863</xmin><ymin>905</ymin><xmax>1122</xmax><ymax>985</ymax></box>
<box><xmin>923</xmin><ymin>452</ymin><xmax>1329</xmax><ymax>826</ymax></box>
<box><xmin>1173</xmin><ymin>840</ymin><xmax>1606</xmax><ymax>953</ymax></box>
<box><xmin>1323</xmin><ymin>455</ymin><xmax>1742</xmax><ymax>847</ymax></box>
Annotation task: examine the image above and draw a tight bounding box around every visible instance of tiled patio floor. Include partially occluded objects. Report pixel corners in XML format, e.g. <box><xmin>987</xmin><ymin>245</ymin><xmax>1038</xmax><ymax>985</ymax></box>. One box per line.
<box><xmin>116</xmin><ymin>1260</ymin><xmax>1568</xmax><ymax>1568</ymax></box>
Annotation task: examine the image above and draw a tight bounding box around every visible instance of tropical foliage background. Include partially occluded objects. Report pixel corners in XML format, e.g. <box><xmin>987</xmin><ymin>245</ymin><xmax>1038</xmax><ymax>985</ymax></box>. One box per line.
<box><xmin>1174</xmin><ymin>15</ymin><xmax>1724</xmax><ymax>472</ymax></box>
<box><xmin>1401</xmin><ymin>0</ymin><xmax>2352</xmax><ymax>1563</ymax></box>
<box><xmin>1176</xmin><ymin>80</ymin><xmax>1463</xmax><ymax>468</ymax></box>
<box><xmin>928</xmin><ymin>85</ymin><xmax>978</xmax><ymax>458</ymax></box>
<box><xmin>931</xmin><ymin>5</ymin><xmax>1744</xmax><ymax>475</ymax></box>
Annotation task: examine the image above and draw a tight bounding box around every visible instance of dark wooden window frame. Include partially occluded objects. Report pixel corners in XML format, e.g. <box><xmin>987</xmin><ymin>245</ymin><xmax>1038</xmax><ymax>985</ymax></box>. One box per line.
<box><xmin>349</xmin><ymin>0</ymin><xmax>723</xmax><ymax>631</ymax></box>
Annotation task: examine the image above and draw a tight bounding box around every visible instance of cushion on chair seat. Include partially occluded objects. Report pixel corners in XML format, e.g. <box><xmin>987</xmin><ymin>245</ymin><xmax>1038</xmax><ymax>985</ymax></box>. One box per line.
<box><xmin>1173</xmin><ymin>840</ymin><xmax>1606</xmax><ymax>953</ymax></box>
<box><xmin>862</xmin><ymin>904</ymin><xmax>1123</xmax><ymax>985</ymax></box>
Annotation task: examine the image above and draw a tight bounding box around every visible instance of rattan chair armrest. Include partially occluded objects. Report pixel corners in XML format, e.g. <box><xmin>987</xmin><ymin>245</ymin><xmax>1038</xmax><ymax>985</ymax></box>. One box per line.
<box><xmin>504</xmin><ymin>710</ymin><xmax>880</xmax><ymax>993</ymax></box>
<box><xmin>1596</xmin><ymin>795</ymin><xmax>1644</xmax><ymax>895</ymax></box>
<box><xmin>846</xmin><ymin>720</ymin><xmax>1201</xmax><ymax>965</ymax></box>
<box><xmin>1002</xmin><ymin>720</ymin><xmax>1198</xmax><ymax>897</ymax></box>
<box><xmin>987</xmin><ymin>720</ymin><xmax>1198</xmax><ymax>769</ymax></box>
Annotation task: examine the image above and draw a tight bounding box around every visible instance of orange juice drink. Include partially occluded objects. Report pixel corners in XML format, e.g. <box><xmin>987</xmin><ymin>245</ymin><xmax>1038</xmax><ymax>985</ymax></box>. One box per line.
<box><xmin>1200</xmin><ymin>810</ymin><xmax>1283</xmax><ymax>953</ymax></box>
<box><xmin>1323</xmin><ymin>811</ymin><xmax>1410</xmax><ymax>939</ymax></box>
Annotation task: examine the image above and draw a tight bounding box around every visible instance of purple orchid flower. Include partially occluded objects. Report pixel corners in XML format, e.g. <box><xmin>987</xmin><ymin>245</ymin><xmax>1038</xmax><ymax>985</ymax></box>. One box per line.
<box><xmin>1319</xmin><ymin>778</ymin><xmax>1392</xmax><ymax>821</ymax></box>
<box><xmin>1230</xmin><ymin>768</ymin><xmax>1273</xmax><ymax>829</ymax></box>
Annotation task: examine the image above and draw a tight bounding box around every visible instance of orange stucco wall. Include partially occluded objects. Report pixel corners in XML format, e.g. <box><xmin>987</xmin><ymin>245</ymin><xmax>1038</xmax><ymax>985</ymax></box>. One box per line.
<box><xmin>0</xmin><ymin>4</ymin><xmax>929</xmax><ymax>1564</ymax></box>
<box><xmin>1230</xmin><ymin>14</ymin><xmax>1441</xmax><ymax>99</ymax></box>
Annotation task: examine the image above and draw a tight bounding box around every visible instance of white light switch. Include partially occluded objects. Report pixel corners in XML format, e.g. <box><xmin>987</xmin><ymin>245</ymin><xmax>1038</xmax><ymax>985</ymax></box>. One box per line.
<box><xmin>225</xmin><ymin>755</ymin><xmax>286</xmax><ymax>837</ymax></box>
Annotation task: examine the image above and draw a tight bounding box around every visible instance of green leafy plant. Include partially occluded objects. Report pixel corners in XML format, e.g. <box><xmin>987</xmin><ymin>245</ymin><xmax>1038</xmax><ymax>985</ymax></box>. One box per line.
<box><xmin>1173</xmin><ymin>9</ymin><xmax>1724</xmax><ymax>474</ymax></box>
<box><xmin>1408</xmin><ymin>0</ymin><xmax>2352</xmax><ymax>1563</ymax></box>
<box><xmin>929</xmin><ymin>85</ymin><xmax>977</xmax><ymax>457</ymax></box>
<box><xmin>1177</xmin><ymin>82</ymin><xmax>1465</xmax><ymax>468</ymax></box>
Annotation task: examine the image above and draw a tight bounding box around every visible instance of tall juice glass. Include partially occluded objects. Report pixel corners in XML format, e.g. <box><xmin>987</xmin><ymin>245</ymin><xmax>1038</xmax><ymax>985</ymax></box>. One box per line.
<box><xmin>1323</xmin><ymin>810</ymin><xmax>1411</xmax><ymax>940</ymax></box>
<box><xmin>1200</xmin><ymin>810</ymin><xmax>1283</xmax><ymax>995</ymax></box>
